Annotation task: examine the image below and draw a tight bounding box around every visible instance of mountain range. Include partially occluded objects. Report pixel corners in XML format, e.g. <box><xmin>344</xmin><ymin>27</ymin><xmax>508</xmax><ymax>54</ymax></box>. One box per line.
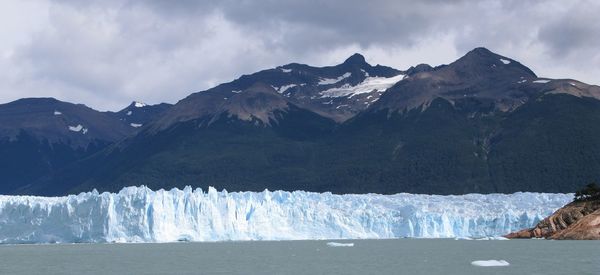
<box><xmin>2</xmin><ymin>47</ymin><xmax>600</xmax><ymax>196</ymax></box>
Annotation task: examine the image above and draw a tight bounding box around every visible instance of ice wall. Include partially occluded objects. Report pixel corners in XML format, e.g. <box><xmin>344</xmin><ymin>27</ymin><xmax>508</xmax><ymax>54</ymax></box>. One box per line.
<box><xmin>0</xmin><ymin>186</ymin><xmax>571</xmax><ymax>244</ymax></box>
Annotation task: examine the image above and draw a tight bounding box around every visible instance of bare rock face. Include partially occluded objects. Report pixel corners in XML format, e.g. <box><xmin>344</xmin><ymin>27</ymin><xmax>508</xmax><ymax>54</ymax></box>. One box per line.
<box><xmin>551</xmin><ymin>209</ymin><xmax>600</xmax><ymax>240</ymax></box>
<box><xmin>505</xmin><ymin>199</ymin><xmax>600</xmax><ymax>240</ymax></box>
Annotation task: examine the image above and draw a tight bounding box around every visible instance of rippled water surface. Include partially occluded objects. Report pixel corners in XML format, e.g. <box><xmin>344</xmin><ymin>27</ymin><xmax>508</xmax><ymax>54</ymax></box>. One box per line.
<box><xmin>0</xmin><ymin>239</ymin><xmax>598</xmax><ymax>274</ymax></box>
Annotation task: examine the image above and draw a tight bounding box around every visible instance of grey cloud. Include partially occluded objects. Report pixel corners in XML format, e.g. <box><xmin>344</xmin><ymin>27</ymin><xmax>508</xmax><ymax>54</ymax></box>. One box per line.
<box><xmin>1</xmin><ymin>0</ymin><xmax>599</xmax><ymax>111</ymax></box>
<box><xmin>538</xmin><ymin>2</ymin><xmax>600</xmax><ymax>56</ymax></box>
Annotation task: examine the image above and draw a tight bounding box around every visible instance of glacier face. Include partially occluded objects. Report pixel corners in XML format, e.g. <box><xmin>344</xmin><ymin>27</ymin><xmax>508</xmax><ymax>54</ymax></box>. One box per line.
<box><xmin>0</xmin><ymin>186</ymin><xmax>571</xmax><ymax>244</ymax></box>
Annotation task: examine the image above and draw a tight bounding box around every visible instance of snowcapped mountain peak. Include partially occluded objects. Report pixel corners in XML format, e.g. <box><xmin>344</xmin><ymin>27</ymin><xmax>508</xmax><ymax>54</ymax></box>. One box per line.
<box><xmin>133</xmin><ymin>101</ymin><xmax>147</xmax><ymax>108</ymax></box>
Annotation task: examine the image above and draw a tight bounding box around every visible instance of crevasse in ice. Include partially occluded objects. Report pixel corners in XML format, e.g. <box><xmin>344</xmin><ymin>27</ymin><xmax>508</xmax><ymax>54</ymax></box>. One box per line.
<box><xmin>0</xmin><ymin>186</ymin><xmax>571</xmax><ymax>244</ymax></box>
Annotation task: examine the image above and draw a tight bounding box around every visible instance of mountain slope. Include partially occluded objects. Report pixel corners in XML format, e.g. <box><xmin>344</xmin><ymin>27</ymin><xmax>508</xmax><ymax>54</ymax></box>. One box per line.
<box><xmin>28</xmin><ymin>84</ymin><xmax>338</xmax><ymax>195</ymax></box>
<box><xmin>12</xmin><ymin>48</ymin><xmax>600</xmax><ymax>195</ymax></box>
<box><xmin>0</xmin><ymin>98</ymin><xmax>134</xmax><ymax>193</ymax></box>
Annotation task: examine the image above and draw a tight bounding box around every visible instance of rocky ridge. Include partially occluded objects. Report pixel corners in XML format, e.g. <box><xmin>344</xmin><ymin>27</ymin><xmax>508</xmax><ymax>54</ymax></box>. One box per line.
<box><xmin>505</xmin><ymin>198</ymin><xmax>600</xmax><ymax>240</ymax></box>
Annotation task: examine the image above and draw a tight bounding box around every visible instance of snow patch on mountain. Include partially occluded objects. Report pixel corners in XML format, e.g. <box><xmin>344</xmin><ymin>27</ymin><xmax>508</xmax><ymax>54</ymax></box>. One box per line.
<box><xmin>54</xmin><ymin>110</ymin><xmax>62</xmax><ymax>115</ymax></box>
<box><xmin>68</xmin><ymin>124</ymin><xmax>88</xmax><ymax>134</ymax></box>
<box><xmin>319</xmin><ymin>72</ymin><xmax>352</xmax><ymax>85</ymax></box>
<box><xmin>533</xmin><ymin>79</ymin><xmax>551</xmax><ymax>84</ymax></box>
<box><xmin>272</xmin><ymin>84</ymin><xmax>297</xmax><ymax>94</ymax></box>
<box><xmin>0</xmin><ymin>186</ymin><xmax>570</xmax><ymax>244</ymax></box>
<box><xmin>320</xmin><ymin>74</ymin><xmax>404</xmax><ymax>98</ymax></box>
<box><xmin>130</xmin><ymin>123</ymin><xmax>143</xmax><ymax>128</ymax></box>
<box><xmin>134</xmin><ymin>102</ymin><xmax>147</xmax><ymax>108</ymax></box>
<box><xmin>500</xmin><ymin>58</ymin><xmax>511</xmax><ymax>65</ymax></box>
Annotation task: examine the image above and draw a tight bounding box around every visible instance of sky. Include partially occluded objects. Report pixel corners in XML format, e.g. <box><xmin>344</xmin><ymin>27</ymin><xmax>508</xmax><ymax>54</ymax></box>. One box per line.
<box><xmin>1</xmin><ymin>0</ymin><xmax>599</xmax><ymax>111</ymax></box>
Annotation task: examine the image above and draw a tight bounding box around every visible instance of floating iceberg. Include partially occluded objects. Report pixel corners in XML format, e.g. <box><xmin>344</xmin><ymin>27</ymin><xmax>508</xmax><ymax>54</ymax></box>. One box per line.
<box><xmin>327</xmin><ymin>242</ymin><xmax>354</xmax><ymax>247</ymax></box>
<box><xmin>471</xmin><ymin>260</ymin><xmax>510</xmax><ymax>267</ymax></box>
<box><xmin>0</xmin><ymin>186</ymin><xmax>571</xmax><ymax>244</ymax></box>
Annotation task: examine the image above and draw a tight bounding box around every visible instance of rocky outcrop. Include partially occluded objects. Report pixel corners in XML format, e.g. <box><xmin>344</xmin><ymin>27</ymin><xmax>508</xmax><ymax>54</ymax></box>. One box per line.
<box><xmin>505</xmin><ymin>199</ymin><xmax>600</xmax><ymax>240</ymax></box>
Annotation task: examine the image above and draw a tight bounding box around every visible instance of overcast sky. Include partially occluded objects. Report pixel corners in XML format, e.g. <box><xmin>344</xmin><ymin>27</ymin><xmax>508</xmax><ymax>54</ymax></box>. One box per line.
<box><xmin>1</xmin><ymin>0</ymin><xmax>599</xmax><ymax>111</ymax></box>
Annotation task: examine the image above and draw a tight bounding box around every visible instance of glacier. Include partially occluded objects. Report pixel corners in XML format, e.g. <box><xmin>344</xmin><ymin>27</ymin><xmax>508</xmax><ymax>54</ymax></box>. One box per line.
<box><xmin>0</xmin><ymin>186</ymin><xmax>571</xmax><ymax>244</ymax></box>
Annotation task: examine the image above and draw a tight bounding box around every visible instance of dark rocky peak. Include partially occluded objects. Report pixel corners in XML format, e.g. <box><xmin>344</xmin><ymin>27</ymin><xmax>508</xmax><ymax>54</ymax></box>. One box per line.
<box><xmin>342</xmin><ymin>53</ymin><xmax>367</xmax><ymax>66</ymax></box>
<box><xmin>449</xmin><ymin>47</ymin><xmax>537</xmax><ymax>79</ymax></box>
<box><xmin>406</xmin><ymin>64</ymin><xmax>433</xmax><ymax>76</ymax></box>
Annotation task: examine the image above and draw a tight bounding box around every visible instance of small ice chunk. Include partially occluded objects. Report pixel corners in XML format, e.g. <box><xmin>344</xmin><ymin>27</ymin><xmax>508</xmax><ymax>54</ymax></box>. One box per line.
<box><xmin>130</xmin><ymin>123</ymin><xmax>143</xmax><ymax>128</ymax></box>
<box><xmin>54</xmin><ymin>111</ymin><xmax>62</xmax><ymax>115</ymax></box>
<box><xmin>126</xmin><ymin>111</ymin><xmax>132</xmax><ymax>116</ymax></box>
<box><xmin>533</xmin><ymin>79</ymin><xmax>551</xmax><ymax>84</ymax></box>
<box><xmin>474</xmin><ymin>236</ymin><xmax>509</xmax><ymax>241</ymax></box>
<box><xmin>500</xmin><ymin>58</ymin><xmax>511</xmax><ymax>65</ymax></box>
<box><xmin>326</xmin><ymin>242</ymin><xmax>354</xmax><ymax>247</ymax></box>
<box><xmin>134</xmin><ymin>102</ymin><xmax>146</xmax><ymax>108</ymax></box>
<box><xmin>471</xmin><ymin>260</ymin><xmax>510</xmax><ymax>267</ymax></box>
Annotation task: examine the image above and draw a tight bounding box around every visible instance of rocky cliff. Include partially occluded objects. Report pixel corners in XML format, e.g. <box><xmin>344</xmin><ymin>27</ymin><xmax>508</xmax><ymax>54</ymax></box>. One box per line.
<box><xmin>505</xmin><ymin>199</ymin><xmax>600</xmax><ymax>240</ymax></box>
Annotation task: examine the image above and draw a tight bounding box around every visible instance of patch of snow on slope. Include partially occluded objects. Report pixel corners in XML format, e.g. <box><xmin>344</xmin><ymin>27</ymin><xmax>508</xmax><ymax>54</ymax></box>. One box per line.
<box><xmin>533</xmin><ymin>79</ymin><xmax>551</xmax><ymax>84</ymax></box>
<box><xmin>130</xmin><ymin>123</ymin><xmax>143</xmax><ymax>128</ymax></box>
<box><xmin>272</xmin><ymin>84</ymin><xmax>297</xmax><ymax>94</ymax></box>
<box><xmin>320</xmin><ymin>74</ymin><xmax>404</xmax><ymax>98</ymax></box>
<box><xmin>0</xmin><ymin>186</ymin><xmax>570</xmax><ymax>244</ymax></box>
<box><xmin>68</xmin><ymin>124</ymin><xmax>87</xmax><ymax>134</ymax></box>
<box><xmin>500</xmin><ymin>58</ymin><xmax>511</xmax><ymax>65</ymax></box>
<box><xmin>319</xmin><ymin>72</ymin><xmax>352</xmax><ymax>85</ymax></box>
<box><xmin>53</xmin><ymin>110</ymin><xmax>62</xmax><ymax>115</ymax></box>
<box><xmin>280</xmin><ymin>68</ymin><xmax>292</xmax><ymax>73</ymax></box>
<box><xmin>134</xmin><ymin>101</ymin><xmax>147</xmax><ymax>107</ymax></box>
<box><xmin>126</xmin><ymin>111</ymin><xmax>132</xmax><ymax>116</ymax></box>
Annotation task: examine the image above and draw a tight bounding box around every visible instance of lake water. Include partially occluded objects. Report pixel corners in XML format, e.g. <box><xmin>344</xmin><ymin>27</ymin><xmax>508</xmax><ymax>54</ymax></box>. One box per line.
<box><xmin>0</xmin><ymin>239</ymin><xmax>597</xmax><ymax>274</ymax></box>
